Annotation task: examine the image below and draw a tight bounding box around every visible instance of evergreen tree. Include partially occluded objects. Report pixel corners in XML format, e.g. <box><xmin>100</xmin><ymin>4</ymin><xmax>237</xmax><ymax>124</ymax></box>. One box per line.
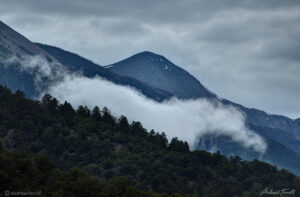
<box><xmin>92</xmin><ymin>106</ymin><xmax>102</xmax><ymax>121</ymax></box>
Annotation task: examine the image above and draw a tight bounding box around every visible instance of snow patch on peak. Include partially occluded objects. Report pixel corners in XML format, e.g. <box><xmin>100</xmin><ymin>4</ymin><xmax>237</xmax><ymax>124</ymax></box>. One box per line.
<box><xmin>147</xmin><ymin>55</ymin><xmax>154</xmax><ymax>62</ymax></box>
<box><xmin>160</xmin><ymin>58</ymin><xmax>163</xmax><ymax>62</ymax></box>
<box><xmin>163</xmin><ymin>64</ymin><xmax>168</xmax><ymax>70</ymax></box>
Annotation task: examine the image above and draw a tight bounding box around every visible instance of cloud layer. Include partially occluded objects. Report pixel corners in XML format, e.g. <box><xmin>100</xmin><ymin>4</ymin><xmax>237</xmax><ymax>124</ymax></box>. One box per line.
<box><xmin>0</xmin><ymin>0</ymin><xmax>299</xmax><ymax>118</ymax></box>
<box><xmin>47</xmin><ymin>74</ymin><xmax>267</xmax><ymax>153</ymax></box>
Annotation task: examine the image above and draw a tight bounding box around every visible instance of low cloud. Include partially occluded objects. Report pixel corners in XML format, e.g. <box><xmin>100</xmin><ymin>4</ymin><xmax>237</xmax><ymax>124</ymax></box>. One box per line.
<box><xmin>47</xmin><ymin>74</ymin><xmax>267</xmax><ymax>153</ymax></box>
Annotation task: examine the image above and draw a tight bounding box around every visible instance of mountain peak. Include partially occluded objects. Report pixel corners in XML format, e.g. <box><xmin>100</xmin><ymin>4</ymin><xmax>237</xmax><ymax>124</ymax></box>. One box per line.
<box><xmin>106</xmin><ymin>52</ymin><xmax>216</xmax><ymax>99</ymax></box>
<box><xmin>129</xmin><ymin>51</ymin><xmax>167</xmax><ymax>63</ymax></box>
<box><xmin>137</xmin><ymin>51</ymin><xmax>158</xmax><ymax>56</ymax></box>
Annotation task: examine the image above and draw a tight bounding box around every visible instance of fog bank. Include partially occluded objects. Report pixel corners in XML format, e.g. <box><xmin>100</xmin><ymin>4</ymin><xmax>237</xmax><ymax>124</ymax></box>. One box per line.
<box><xmin>48</xmin><ymin>75</ymin><xmax>267</xmax><ymax>153</ymax></box>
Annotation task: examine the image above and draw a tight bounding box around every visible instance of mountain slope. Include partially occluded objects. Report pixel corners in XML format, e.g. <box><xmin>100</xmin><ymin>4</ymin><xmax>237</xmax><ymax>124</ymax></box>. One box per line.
<box><xmin>36</xmin><ymin>43</ymin><xmax>172</xmax><ymax>101</ymax></box>
<box><xmin>0</xmin><ymin>21</ymin><xmax>55</xmax><ymax>61</ymax></box>
<box><xmin>1</xmin><ymin>85</ymin><xmax>300</xmax><ymax>196</ymax></box>
<box><xmin>197</xmin><ymin>133</ymin><xmax>300</xmax><ymax>175</ymax></box>
<box><xmin>106</xmin><ymin>51</ymin><xmax>216</xmax><ymax>99</ymax></box>
<box><xmin>0</xmin><ymin>21</ymin><xmax>59</xmax><ymax>98</ymax></box>
<box><xmin>106</xmin><ymin>51</ymin><xmax>299</xmax><ymax>136</ymax></box>
<box><xmin>0</xmin><ymin>21</ymin><xmax>172</xmax><ymax>101</ymax></box>
<box><xmin>222</xmin><ymin>98</ymin><xmax>300</xmax><ymax>135</ymax></box>
<box><xmin>0</xmin><ymin>151</ymin><xmax>168</xmax><ymax>197</ymax></box>
<box><xmin>220</xmin><ymin>99</ymin><xmax>300</xmax><ymax>156</ymax></box>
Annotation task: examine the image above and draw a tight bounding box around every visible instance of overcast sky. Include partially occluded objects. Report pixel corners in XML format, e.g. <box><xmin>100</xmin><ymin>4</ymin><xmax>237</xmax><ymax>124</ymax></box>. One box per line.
<box><xmin>1</xmin><ymin>0</ymin><xmax>299</xmax><ymax>119</ymax></box>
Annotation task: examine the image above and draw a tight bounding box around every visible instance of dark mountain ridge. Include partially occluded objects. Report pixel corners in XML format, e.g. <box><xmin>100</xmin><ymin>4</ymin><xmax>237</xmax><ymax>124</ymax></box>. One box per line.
<box><xmin>105</xmin><ymin>51</ymin><xmax>216</xmax><ymax>99</ymax></box>
<box><xmin>0</xmin><ymin>20</ymin><xmax>172</xmax><ymax>101</ymax></box>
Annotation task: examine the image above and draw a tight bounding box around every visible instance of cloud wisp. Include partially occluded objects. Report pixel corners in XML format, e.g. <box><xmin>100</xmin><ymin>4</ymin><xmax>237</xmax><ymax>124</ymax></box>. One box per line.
<box><xmin>3</xmin><ymin>55</ymin><xmax>68</xmax><ymax>93</ymax></box>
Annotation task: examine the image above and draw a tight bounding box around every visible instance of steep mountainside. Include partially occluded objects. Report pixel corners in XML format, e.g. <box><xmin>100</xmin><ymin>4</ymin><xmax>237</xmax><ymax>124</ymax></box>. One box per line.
<box><xmin>222</xmin><ymin>100</ymin><xmax>300</xmax><ymax>156</ymax></box>
<box><xmin>106</xmin><ymin>51</ymin><xmax>216</xmax><ymax>99</ymax></box>
<box><xmin>0</xmin><ymin>21</ymin><xmax>172</xmax><ymax>101</ymax></box>
<box><xmin>0</xmin><ymin>21</ymin><xmax>59</xmax><ymax>97</ymax></box>
<box><xmin>36</xmin><ymin>43</ymin><xmax>172</xmax><ymax>101</ymax></box>
<box><xmin>1</xmin><ymin>86</ymin><xmax>300</xmax><ymax>196</ymax></box>
<box><xmin>0</xmin><ymin>21</ymin><xmax>56</xmax><ymax>61</ymax></box>
<box><xmin>106</xmin><ymin>50</ymin><xmax>300</xmax><ymax>133</ymax></box>
<box><xmin>197</xmin><ymin>133</ymin><xmax>300</xmax><ymax>175</ymax></box>
<box><xmin>222</xmin><ymin>99</ymin><xmax>300</xmax><ymax>134</ymax></box>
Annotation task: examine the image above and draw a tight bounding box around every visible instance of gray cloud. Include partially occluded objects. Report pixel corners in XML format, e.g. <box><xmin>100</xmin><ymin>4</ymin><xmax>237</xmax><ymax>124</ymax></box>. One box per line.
<box><xmin>47</xmin><ymin>74</ymin><xmax>267</xmax><ymax>153</ymax></box>
<box><xmin>0</xmin><ymin>0</ymin><xmax>299</xmax><ymax>118</ymax></box>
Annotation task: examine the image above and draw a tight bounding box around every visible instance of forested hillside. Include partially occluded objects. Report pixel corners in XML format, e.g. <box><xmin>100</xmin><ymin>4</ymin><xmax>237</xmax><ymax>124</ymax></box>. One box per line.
<box><xmin>0</xmin><ymin>151</ymin><xmax>175</xmax><ymax>197</ymax></box>
<box><xmin>0</xmin><ymin>85</ymin><xmax>299</xmax><ymax>197</ymax></box>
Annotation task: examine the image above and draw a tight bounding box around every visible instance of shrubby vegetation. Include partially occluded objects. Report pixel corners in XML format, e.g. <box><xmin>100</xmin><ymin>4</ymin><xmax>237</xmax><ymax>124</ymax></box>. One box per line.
<box><xmin>0</xmin><ymin>85</ymin><xmax>299</xmax><ymax>196</ymax></box>
<box><xmin>0</xmin><ymin>151</ymin><xmax>174</xmax><ymax>197</ymax></box>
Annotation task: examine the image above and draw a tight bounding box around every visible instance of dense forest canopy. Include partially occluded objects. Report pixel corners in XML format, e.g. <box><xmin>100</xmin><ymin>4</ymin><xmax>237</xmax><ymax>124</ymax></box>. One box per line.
<box><xmin>0</xmin><ymin>85</ymin><xmax>299</xmax><ymax>197</ymax></box>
